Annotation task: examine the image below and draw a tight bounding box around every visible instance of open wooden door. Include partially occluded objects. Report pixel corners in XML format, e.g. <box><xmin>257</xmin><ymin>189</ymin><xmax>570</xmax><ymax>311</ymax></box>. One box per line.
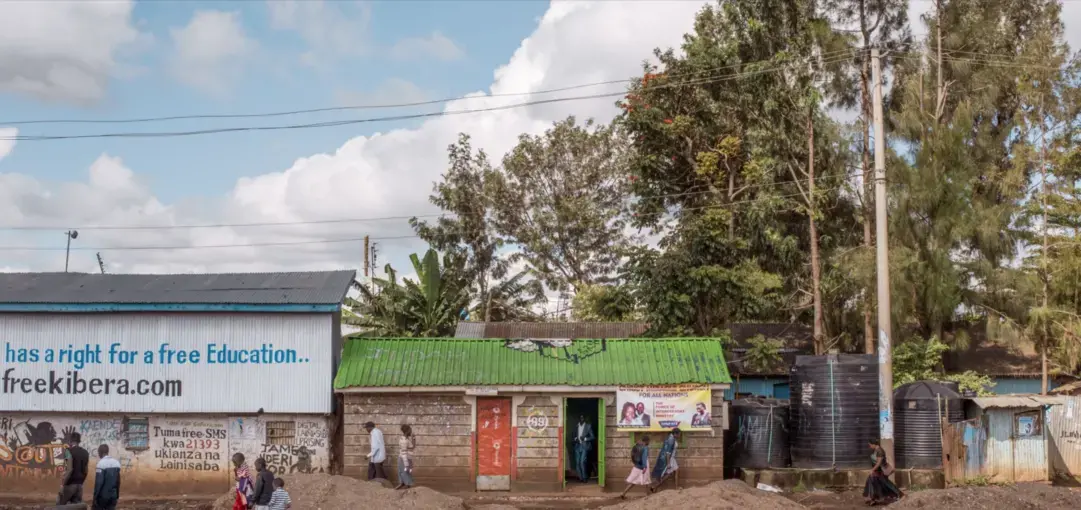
<box><xmin>597</xmin><ymin>398</ymin><xmax>606</xmax><ymax>487</ymax></box>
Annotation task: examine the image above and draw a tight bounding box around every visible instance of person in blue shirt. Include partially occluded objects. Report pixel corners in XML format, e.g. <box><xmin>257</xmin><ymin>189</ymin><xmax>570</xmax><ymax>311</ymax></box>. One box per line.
<box><xmin>92</xmin><ymin>444</ymin><xmax>121</xmax><ymax>510</ymax></box>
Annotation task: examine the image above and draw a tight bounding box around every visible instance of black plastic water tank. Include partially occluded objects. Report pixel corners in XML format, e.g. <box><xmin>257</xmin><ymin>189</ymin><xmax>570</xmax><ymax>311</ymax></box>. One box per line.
<box><xmin>789</xmin><ymin>354</ymin><xmax>879</xmax><ymax>469</ymax></box>
<box><xmin>894</xmin><ymin>380</ymin><xmax>965</xmax><ymax>469</ymax></box>
<box><xmin>726</xmin><ymin>398</ymin><xmax>791</xmax><ymax>468</ymax></box>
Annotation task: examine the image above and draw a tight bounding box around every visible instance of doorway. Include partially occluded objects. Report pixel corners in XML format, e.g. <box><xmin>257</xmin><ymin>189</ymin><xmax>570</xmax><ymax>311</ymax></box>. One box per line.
<box><xmin>563</xmin><ymin>397</ymin><xmax>606</xmax><ymax>487</ymax></box>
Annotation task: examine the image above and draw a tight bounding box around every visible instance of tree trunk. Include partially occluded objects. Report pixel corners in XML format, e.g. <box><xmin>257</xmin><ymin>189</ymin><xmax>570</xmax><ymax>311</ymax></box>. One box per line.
<box><xmin>861</xmin><ymin>61</ymin><xmax>876</xmax><ymax>355</ymax></box>
<box><xmin>728</xmin><ymin>167</ymin><xmax>736</xmax><ymax>240</ymax></box>
<box><xmin>1040</xmin><ymin>120</ymin><xmax>1050</xmax><ymax>396</ymax></box>
<box><xmin>809</xmin><ymin>110</ymin><xmax>825</xmax><ymax>355</ymax></box>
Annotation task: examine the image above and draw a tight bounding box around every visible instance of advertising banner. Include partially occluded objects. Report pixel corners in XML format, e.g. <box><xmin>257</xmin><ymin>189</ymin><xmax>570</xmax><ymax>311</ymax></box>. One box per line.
<box><xmin>0</xmin><ymin>314</ymin><xmax>331</xmax><ymax>413</ymax></box>
<box><xmin>616</xmin><ymin>384</ymin><xmax>712</xmax><ymax>432</ymax></box>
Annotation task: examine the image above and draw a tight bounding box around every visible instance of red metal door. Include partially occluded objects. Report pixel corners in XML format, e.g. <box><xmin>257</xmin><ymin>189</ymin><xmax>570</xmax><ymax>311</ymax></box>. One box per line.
<box><xmin>476</xmin><ymin>397</ymin><xmax>512</xmax><ymax>490</ymax></box>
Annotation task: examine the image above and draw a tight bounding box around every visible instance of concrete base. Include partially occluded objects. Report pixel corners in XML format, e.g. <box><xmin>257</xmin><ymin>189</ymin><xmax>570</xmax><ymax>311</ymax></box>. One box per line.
<box><xmin>738</xmin><ymin>468</ymin><xmax>945</xmax><ymax>490</ymax></box>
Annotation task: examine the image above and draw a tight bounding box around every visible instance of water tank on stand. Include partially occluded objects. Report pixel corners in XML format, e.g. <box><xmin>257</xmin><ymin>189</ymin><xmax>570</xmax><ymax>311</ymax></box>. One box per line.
<box><xmin>894</xmin><ymin>380</ymin><xmax>964</xmax><ymax>469</ymax></box>
<box><xmin>789</xmin><ymin>354</ymin><xmax>880</xmax><ymax>469</ymax></box>
<box><xmin>726</xmin><ymin>398</ymin><xmax>791</xmax><ymax>469</ymax></box>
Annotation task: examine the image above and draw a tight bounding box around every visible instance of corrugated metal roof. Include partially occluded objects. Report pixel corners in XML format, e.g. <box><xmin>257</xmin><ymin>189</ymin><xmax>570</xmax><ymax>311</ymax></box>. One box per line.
<box><xmin>454</xmin><ymin>321</ymin><xmax>489</xmax><ymax>338</ymax></box>
<box><xmin>333</xmin><ymin>337</ymin><xmax>732</xmax><ymax>388</ymax></box>
<box><xmin>453</xmin><ymin>321</ymin><xmax>651</xmax><ymax>339</ymax></box>
<box><xmin>0</xmin><ymin>271</ymin><xmax>356</xmax><ymax>305</ymax></box>
<box><xmin>971</xmin><ymin>396</ymin><xmax>1067</xmax><ymax>408</ymax></box>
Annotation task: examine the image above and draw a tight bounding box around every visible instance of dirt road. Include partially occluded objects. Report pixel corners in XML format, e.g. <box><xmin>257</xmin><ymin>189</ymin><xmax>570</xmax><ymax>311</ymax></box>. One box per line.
<box><xmin>5</xmin><ymin>479</ymin><xmax>1081</xmax><ymax>509</ymax></box>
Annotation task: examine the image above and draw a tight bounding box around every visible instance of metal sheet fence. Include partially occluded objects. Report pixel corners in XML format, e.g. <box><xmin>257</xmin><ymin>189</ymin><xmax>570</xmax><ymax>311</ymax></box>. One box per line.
<box><xmin>1048</xmin><ymin>397</ymin><xmax>1081</xmax><ymax>479</ymax></box>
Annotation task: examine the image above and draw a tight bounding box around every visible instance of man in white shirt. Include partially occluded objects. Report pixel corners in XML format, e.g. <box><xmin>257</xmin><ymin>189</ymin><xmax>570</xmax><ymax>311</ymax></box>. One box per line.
<box><xmin>364</xmin><ymin>421</ymin><xmax>388</xmax><ymax>480</ymax></box>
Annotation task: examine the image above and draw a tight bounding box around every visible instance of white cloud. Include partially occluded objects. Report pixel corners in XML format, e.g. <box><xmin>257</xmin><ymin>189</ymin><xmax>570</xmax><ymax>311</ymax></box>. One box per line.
<box><xmin>335</xmin><ymin>78</ymin><xmax>430</xmax><ymax>107</ymax></box>
<box><xmin>0</xmin><ymin>2</ymin><xmax>712</xmax><ymax>276</ymax></box>
<box><xmin>267</xmin><ymin>0</ymin><xmax>371</xmax><ymax>67</ymax></box>
<box><xmin>168</xmin><ymin>10</ymin><xmax>256</xmax><ymax>95</ymax></box>
<box><xmin>0</xmin><ymin>128</ymin><xmax>15</xmax><ymax>162</ymax></box>
<box><xmin>0</xmin><ymin>1</ymin><xmax>141</xmax><ymax>103</ymax></box>
<box><xmin>390</xmin><ymin>32</ymin><xmax>465</xmax><ymax>62</ymax></box>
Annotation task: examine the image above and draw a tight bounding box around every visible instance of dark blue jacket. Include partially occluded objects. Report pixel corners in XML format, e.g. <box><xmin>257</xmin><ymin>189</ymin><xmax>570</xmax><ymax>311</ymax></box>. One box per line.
<box><xmin>93</xmin><ymin>456</ymin><xmax>121</xmax><ymax>507</ymax></box>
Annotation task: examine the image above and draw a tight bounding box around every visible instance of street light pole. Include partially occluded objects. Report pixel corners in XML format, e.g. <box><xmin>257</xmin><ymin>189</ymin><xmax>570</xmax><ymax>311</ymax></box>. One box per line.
<box><xmin>64</xmin><ymin>230</ymin><xmax>79</xmax><ymax>272</ymax></box>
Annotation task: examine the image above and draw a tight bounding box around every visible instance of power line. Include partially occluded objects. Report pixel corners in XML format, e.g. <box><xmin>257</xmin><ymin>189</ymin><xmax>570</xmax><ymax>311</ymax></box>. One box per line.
<box><xmin>2</xmin><ymin>51</ymin><xmax>1053</xmax><ymax>143</ymax></box>
<box><xmin>2</xmin><ymin>52</ymin><xmax>861</xmax><ymax>142</ymax></box>
<box><xmin>0</xmin><ymin>179</ymin><xmax>859</xmax><ymax>252</ymax></box>
<box><xmin>1</xmin><ymin>168</ymin><xmax>866</xmax><ymax>231</ymax></box>
<box><xmin>0</xmin><ymin>49</ymin><xmax>859</xmax><ymax>126</ymax></box>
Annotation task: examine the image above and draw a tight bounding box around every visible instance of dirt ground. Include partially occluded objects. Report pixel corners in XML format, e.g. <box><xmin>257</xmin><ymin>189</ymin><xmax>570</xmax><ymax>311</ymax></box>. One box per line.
<box><xmin>6</xmin><ymin>478</ymin><xmax>1081</xmax><ymax>509</ymax></box>
<box><xmin>786</xmin><ymin>483</ymin><xmax>1081</xmax><ymax>510</ymax></box>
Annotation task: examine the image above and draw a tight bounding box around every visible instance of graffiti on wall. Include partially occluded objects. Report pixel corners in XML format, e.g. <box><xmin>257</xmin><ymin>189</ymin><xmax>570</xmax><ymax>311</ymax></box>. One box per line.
<box><xmin>230</xmin><ymin>418</ymin><xmax>266</xmax><ymax>443</ymax></box>
<box><xmin>152</xmin><ymin>419</ymin><xmax>227</xmax><ymax>472</ymax></box>
<box><xmin>79</xmin><ymin>418</ymin><xmax>122</xmax><ymax>448</ymax></box>
<box><xmin>295</xmin><ymin>421</ymin><xmax>327</xmax><ymax>449</ymax></box>
<box><xmin>227</xmin><ymin>417</ymin><xmax>329</xmax><ymax>475</ymax></box>
<box><xmin>262</xmin><ymin>419</ymin><xmax>327</xmax><ymax>474</ymax></box>
<box><xmin>261</xmin><ymin>444</ymin><xmax>323</xmax><ymax>474</ymax></box>
<box><xmin>0</xmin><ymin>417</ymin><xmax>67</xmax><ymax>480</ymax></box>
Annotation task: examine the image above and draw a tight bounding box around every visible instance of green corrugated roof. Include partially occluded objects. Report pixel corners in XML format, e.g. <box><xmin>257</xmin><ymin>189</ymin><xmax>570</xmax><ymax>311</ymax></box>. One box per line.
<box><xmin>333</xmin><ymin>337</ymin><xmax>731</xmax><ymax>389</ymax></box>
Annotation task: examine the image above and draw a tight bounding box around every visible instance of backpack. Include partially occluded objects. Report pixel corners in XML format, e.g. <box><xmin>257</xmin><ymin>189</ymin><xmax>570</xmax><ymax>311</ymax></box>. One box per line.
<box><xmin>630</xmin><ymin>443</ymin><xmax>642</xmax><ymax>463</ymax></box>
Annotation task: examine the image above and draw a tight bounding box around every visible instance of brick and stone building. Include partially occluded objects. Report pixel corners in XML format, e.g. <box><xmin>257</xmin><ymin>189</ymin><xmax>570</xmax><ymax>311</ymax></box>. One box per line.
<box><xmin>334</xmin><ymin>336</ymin><xmax>731</xmax><ymax>493</ymax></box>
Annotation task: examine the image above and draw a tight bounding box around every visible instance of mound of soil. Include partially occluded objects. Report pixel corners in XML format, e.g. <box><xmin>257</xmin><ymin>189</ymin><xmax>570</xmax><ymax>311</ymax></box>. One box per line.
<box><xmin>212</xmin><ymin>474</ymin><xmax>466</xmax><ymax>510</ymax></box>
<box><xmin>603</xmin><ymin>480</ymin><xmax>807</xmax><ymax>510</ymax></box>
<box><xmin>888</xmin><ymin>484</ymin><xmax>1081</xmax><ymax>510</ymax></box>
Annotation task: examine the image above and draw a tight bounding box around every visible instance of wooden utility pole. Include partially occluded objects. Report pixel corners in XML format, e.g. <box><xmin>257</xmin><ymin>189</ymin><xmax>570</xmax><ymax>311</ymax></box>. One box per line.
<box><xmin>871</xmin><ymin>48</ymin><xmax>895</xmax><ymax>469</ymax></box>
<box><xmin>363</xmin><ymin>235</ymin><xmax>371</xmax><ymax>292</ymax></box>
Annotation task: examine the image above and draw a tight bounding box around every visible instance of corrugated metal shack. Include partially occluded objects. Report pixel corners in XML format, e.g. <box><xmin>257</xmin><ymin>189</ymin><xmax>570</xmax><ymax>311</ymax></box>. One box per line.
<box><xmin>334</xmin><ymin>337</ymin><xmax>731</xmax><ymax>493</ymax></box>
<box><xmin>943</xmin><ymin>396</ymin><xmax>1065</xmax><ymax>484</ymax></box>
<box><xmin>1047</xmin><ymin>396</ymin><xmax>1081</xmax><ymax>480</ymax></box>
<box><xmin>0</xmin><ymin>271</ymin><xmax>354</xmax><ymax>498</ymax></box>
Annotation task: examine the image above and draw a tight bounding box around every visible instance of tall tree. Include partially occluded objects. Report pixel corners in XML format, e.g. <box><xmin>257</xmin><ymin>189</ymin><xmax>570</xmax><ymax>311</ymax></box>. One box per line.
<box><xmin>888</xmin><ymin>0</ymin><xmax>1070</xmax><ymax>347</ymax></box>
<box><xmin>621</xmin><ymin>0</ymin><xmax>852</xmax><ymax>336</ymax></box>
<box><xmin>1013</xmin><ymin>16</ymin><xmax>1081</xmax><ymax>392</ymax></box>
<box><xmin>820</xmin><ymin>0</ymin><xmax>910</xmax><ymax>353</ymax></box>
<box><xmin>487</xmin><ymin>117</ymin><xmax>633</xmax><ymax>294</ymax></box>
<box><xmin>412</xmin><ymin>134</ymin><xmax>509</xmax><ymax>313</ymax></box>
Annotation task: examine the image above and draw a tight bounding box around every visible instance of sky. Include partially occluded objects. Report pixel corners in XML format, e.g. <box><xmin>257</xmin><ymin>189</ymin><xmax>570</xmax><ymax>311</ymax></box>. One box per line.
<box><xmin>1</xmin><ymin>0</ymin><xmax>1079</xmax><ymax>287</ymax></box>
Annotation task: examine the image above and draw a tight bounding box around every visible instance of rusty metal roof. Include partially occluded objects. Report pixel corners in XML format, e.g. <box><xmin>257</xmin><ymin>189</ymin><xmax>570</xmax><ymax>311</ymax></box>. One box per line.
<box><xmin>453</xmin><ymin>321</ymin><xmax>650</xmax><ymax>339</ymax></box>
<box><xmin>970</xmin><ymin>396</ymin><xmax>1067</xmax><ymax>408</ymax></box>
<box><xmin>334</xmin><ymin>337</ymin><xmax>732</xmax><ymax>388</ymax></box>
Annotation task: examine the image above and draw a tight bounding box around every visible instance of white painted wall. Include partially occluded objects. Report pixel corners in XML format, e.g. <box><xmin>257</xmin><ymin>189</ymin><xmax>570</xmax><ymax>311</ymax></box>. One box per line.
<box><xmin>0</xmin><ymin>313</ymin><xmax>333</xmax><ymax>413</ymax></box>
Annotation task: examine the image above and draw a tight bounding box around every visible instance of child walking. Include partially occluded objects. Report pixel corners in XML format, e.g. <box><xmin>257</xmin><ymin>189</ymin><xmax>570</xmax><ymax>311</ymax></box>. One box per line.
<box><xmin>268</xmin><ymin>478</ymin><xmax>292</xmax><ymax>510</ymax></box>
<box><xmin>620</xmin><ymin>435</ymin><xmax>651</xmax><ymax>499</ymax></box>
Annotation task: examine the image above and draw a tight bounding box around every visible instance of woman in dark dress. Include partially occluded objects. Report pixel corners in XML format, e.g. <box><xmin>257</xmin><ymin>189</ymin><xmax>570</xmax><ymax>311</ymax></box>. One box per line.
<box><xmin>863</xmin><ymin>440</ymin><xmax>903</xmax><ymax>505</ymax></box>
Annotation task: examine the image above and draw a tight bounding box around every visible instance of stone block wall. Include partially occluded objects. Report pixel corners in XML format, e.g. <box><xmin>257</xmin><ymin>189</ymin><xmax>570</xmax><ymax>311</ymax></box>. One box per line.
<box><xmin>514</xmin><ymin>396</ymin><xmax>561</xmax><ymax>492</ymax></box>
<box><xmin>603</xmin><ymin>392</ymin><xmax>727</xmax><ymax>488</ymax></box>
<box><xmin>342</xmin><ymin>394</ymin><xmax>473</xmax><ymax>492</ymax></box>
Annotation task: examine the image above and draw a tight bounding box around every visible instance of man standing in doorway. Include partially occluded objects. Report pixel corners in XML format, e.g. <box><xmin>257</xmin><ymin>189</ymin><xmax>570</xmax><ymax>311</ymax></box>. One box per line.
<box><xmin>57</xmin><ymin>432</ymin><xmax>89</xmax><ymax>505</ymax></box>
<box><xmin>574</xmin><ymin>415</ymin><xmax>595</xmax><ymax>483</ymax></box>
<box><xmin>364</xmin><ymin>422</ymin><xmax>388</xmax><ymax>480</ymax></box>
